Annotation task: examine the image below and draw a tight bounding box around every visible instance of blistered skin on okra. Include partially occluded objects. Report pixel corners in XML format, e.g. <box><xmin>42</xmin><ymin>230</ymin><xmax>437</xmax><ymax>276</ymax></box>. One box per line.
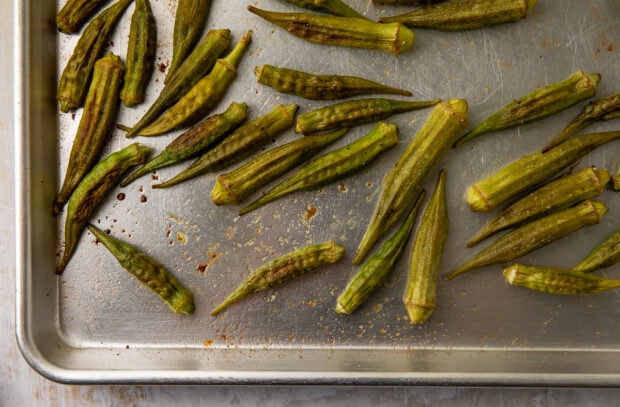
<box><xmin>54</xmin><ymin>53</ymin><xmax>125</xmax><ymax>216</ymax></box>
<box><xmin>239</xmin><ymin>122</ymin><xmax>400</xmax><ymax>215</ymax></box>
<box><xmin>211</xmin><ymin>128</ymin><xmax>349</xmax><ymax>206</ymax></box>
<box><xmin>503</xmin><ymin>264</ymin><xmax>620</xmax><ymax>295</ymax></box>
<box><xmin>248</xmin><ymin>6</ymin><xmax>415</xmax><ymax>55</ymax></box>
<box><xmin>467</xmin><ymin>167</ymin><xmax>610</xmax><ymax>247</ymax></box>
<box><xmin>466</xmin><ymin>131</ymin><xmax>620</xmax><ymax>212</ymax></box>
<box><xmin>121</xmin><ymin>102</ymin><xmax>248</xmax><ymax>187</ymax></box>
<box><xmin>454</xmin><ymin>70</ymin><xmax>601</xmax><ymax>147</ymax></box>
<box><xmin>404</xmin><ymin>170</ymin><xmax>448</xmax><ymax>324</ymax></box>
<box><xmin>280</xmin><ymin>0</ymin><xmax>366</xmax><ymax>19</ymax></box>
<box><xmin>56</xmin><ymin>0</ymin><xmax>112</xmax><ymax>34</ymax></box>
<box><xmin>572</xmin><ymin>229</ymin><xmax>620</xmax><ymax>273</ymax></box>
<box><xmin>57</xmin><ymin>0</ymin><xmax>133</xmax><ymax>113</ymax></box>
<box><xmin>88</xmin><ymin>224</ymin><xmax>195</xmax><ymax>314</ymax></box>
<box><xmin>380</xmin><ymin>0</ymin><xmax>537</xmax><ymax>30</ymax></box>
<box><xmin>57</xmin><ymin>144</ymin><xmax>150</xmax><ymax>274</ymax></box>
<box><xmin>295</xmin><ymin>98</ymin><xmax>439</xmax><ymax>135</ymax></box>
<box><xmin>154</xmin><ymin>104</ymin><xmax>299</xmax><ymax>189</ymax></box>
<box><xmin>211</xmin><ymin>241</ymin><xmax>345</xmax><ymax>315</ymax></box>
<box><xmin>336</xmin><ymin>191</ymin><xmax>425</xmax><ymax>315</ymax></box>
<box><xmin>446</xmin><ymin>200</ymin><xmax>608</xmax><ymax>280</ymax></box>
<box><xmin>353</xmin><ymin>99</ymin><xmax>468</xmax><ymax>265</ymax></box>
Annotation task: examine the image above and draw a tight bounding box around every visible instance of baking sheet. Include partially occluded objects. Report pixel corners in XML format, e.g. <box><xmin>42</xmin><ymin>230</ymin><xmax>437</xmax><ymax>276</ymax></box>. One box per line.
<box><xmin>16</xmin><ymin>0</ymin><xmax>620</xmax><ymax>385</ymax></box>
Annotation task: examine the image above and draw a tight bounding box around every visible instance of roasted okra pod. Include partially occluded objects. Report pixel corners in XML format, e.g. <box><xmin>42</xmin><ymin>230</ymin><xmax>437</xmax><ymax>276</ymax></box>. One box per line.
<box><xmin>572</xmin><ymin>229</ymin><xmax>620</xmax><ymax>273</ymax></box>
<box><xmin>56</xmin><ymin>0</ymin><xmax>112</xmax><ymax>34</ymax></box>
<box><xmin>279</xmin><ymin>0</ymin><xmax>366</xmax><ymax>19</ymax></box>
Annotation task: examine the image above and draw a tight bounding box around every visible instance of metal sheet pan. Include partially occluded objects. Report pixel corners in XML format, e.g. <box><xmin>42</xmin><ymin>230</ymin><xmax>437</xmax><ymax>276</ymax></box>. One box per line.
<box><xmin>16</xmin><ymin>0</ymin><xmax>620</xmax><ymax>385</ymax></box>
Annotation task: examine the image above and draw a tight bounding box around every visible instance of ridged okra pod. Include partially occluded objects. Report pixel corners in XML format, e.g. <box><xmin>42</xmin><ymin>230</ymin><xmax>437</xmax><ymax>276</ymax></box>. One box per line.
<box><xmin>167</xmin><ymin>0</ymin><xmax>213</xmax><ymax>81</ymax></box>
<box><xmin>336</xmin><ymin>191</ymin><xmax>425</xmax><ymax>315</ymax></box>
<box><xmin>373</xmin><ymin>0</ymin><xmax>446</xmax><ymax>4</ymax></box>
<box><xmin>154</xmin><ymin>104</ymin><xmax>298</xmax><ymax>188</ymax></box>
<box><xmin>353</xmin><ymin>99</ymin><xmax>468</xmax><ymax>264</ymax></box>
<box><xmin>503</xmin><ymin>264</ymin><xmax>620</xmax><ymax>295</ymax></box>
<box><xmin>120</xmin><ymin>0</ymin><xmax>156</xmax><ymax>107</ymax></box>
<box><xmin>446</xmin><ymin>200</ymin><xmax>608</xmax><ymax>280</ymax></box>
<box><xmin>54</xmin><ymin>53</ymin><xmax>125</xmax><ymax>216</ymax></box>
<box><xmin>379</xmin><ymin>0</ymin><xmax>537</xmax><ymax>31</ymax></box>
<box><xmin>454</xmin><ymin>70</ymin><xmax>601</xmax><ymax>147</ymax></box>
<box><xmin>57</xmin><ymin>143</ymin><xmax>150</xmax><ymax>274</ymax></box>
<box><xmin>211</xmin><ymin>241</ymin><xmax>345</xmax><ymax>315</ymax></box>
<box><xmin>467</xmin><ymin>167</ymin><xmax>610</xmax><ymax>247</ymax></box>
<box><xmin>248</xmin><ymin>6</ymin><xmax>415</xmax><ymax>55</ymax></box>
<box><xmin>239</xmin><ymin>121</ymin><xmax>399</xmax><ymax>215</ymax></box>
<box><xmin>211</xmin><ymin>128</ymin><xmax>348</xmax><ymax>206</ymax></box>
<box><xmin>121</xmin><ymin>102</ymin><xmax>248</xmax><ymax>186</ymax></box>
<box><xmin>87</xmin><ymin>224</ymin><xmax>195</xmax><ymax>314</ymax></box>
<box><xmin>138</xmin><ymin>31</ymin><xmax>252</xmax><ymax>137</ymax></box>
<box><xmin>124</xmin><ymin>29</ymin><xmax>231</xmax><ymax>138</ymax></box>
<box><xmin>57</xmin><ymin>0</ymin><xmax>133</xmax><ymax>113</ymax></box>
<box><xmin>404</xmin><ymin>170</ymin><xmax>448</xmax><ymax>324</ymax></box>
<box><xmin>466</xmin><ymin>130</ymin><xmax>620</xmax><ymax>212</ymax></box>
<box><xmin>295</xmin><ymin>98</ymin><xmax>439</xmax><ymax>135</ymax></box>
<box><xmin>572</xmin><ymin>229</ymin><xmax>620</xmax><ymax>273</ymax></box>
<box><xmin>279</xmin><ymin>0</ymin><xmax>366</xmax><ymax>19</ymax></box>
<box><xmin>56</xmin><ymin>0</ymin><xmax>112</xmax><ymax>34</ymax></box>
<box><xmin>255</xmin><ymin>65</ymin><xmax>412</xmax><ymax>100</ymax></box>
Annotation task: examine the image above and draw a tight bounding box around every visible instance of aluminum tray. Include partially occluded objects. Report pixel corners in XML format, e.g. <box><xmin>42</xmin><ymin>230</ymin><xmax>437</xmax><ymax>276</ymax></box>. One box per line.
<box><xmin>16</xmin><ymin>0</ymin><xmax>620</xmax><ymax>385</ymax></box>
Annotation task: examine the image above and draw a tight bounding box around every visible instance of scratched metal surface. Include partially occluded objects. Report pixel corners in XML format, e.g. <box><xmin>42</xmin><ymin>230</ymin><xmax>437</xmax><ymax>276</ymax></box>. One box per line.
<box><xmin>16</xmin><ymin>0</ymin><xmax>620</xmax><ymax>384</ymax></box>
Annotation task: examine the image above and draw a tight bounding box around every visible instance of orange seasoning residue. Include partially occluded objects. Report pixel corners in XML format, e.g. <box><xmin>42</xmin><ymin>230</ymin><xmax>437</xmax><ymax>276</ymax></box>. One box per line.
<box><xmin>196</xmin><ymin>246</ymin><xmax>222</xmax><ymax>273</ymax></box>
<box><xmin>204</xmin><ymin>339</ymin><xmax>214</xmax><ymax>347</ymax></box>
<box><xmin>303</xmin><ymin>204</ymin><xmax>318</xmax><ymax>222</ymax></box>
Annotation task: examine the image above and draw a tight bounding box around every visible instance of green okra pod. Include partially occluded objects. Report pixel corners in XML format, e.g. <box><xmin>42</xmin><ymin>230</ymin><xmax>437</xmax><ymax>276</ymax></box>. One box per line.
<box><xmin>138</xmin><ymin>31</ymin><xmax>252</xmax><ymax>137</ymax></box>
<box><xmin>466</xmin><ymin>130</ymin><xmax>620</xmax><ymax>212</ymax></box>
<box><xmin>404</xmin><ymin>170</ymin><xmax>448</xmax><ymax>324</ymax></box>
<box><xmin>54</xmin><ymin>53</ymin><xmax>125</xmax><ymax>216</ymax></box>
<box><xmin>336</xmin><ymin>190</ymin><xmax>425</xmax><ymax>315</ymax></box>
<box><xmin>295</xmin><ymin>97</ymin><xmax>439</xmax><ymax>135</ymax></box>
<box><xmin>613</xmin><ymin>166</ymin><xmax>620</xmax><ymax>191</ymax></box>
<box><xmin>57</xmin><ymin>0</ymin><xmax>133</xmax><ymax>113</ymax></box>
<box><xmin>447</xmin><ymin>200</ymin><xmax>608</xmax><ymax>280</ymax></box>
<box><xmin>57</xmin><ymin>143</ymin><xmax>150</xmax><ymax>274</ymax></box>
<box><xmin>154</xmin><ymin>104</ymin><xmax>299</xmax><ymax>189</ymax></box>
<box><xmin>279</xmin><ymin>0</ymin><xmax>366</xmax><ymax>19</ymax></box>
<box><xmin>87</xmin><ymin>224</ymin><xmax>195</xmax><ymax>314</ymax></box>
<box><xmin>56</xmin><ymin>0</ymin><xmax>112</xmax><ymax>34</ymax></box>
<box><xmin>255</xmin><ymin>65</ymin><xmax>412</xmax><ymax>100</ymax></box>
<box><xmin>167</xmin><ymin>0</ymin><xmax>213</xmax><ymax>82</ymax></box>
<box><xmin>239</xmin><ymin>121</ymin><xmax>399</xmax><ymax>215</ymax></box>
<box><xmin>454</xmin><ymin>70</ymin><xmax>601</xmax><ymax>147</ymax></box>
<box><xmin>572</xmin><ymin>229</ymin><xmax>620</xmax><ymax>273</ymax></box>
<box><xmin>123</xmin><ymin>29</ymin><xmax>231</xmax><ymax>138</ymax></box>
<box><xmin>379</xmin><ymin>0</ymin><xmax>537</xmax><ymax>30</ymax></box>
<box><xmin>121</xmin><ymin>102</ymin><xmax>248</xmax><ymax>187</ymax></box>
<box><xmin>211</xmin><ymin>128</ymin><xmax>349</xmax><ymax>206</ymax></box>
<box><xmin>353</xmin><ymin>99</ymin><xmax>468</xmax><ymax>264</ymax></box>
<box><xmin>211</xmin><ymin>241</ymin><xmax>345</xmax><ymax>315</ymax></box>
<box><xmin>120</xmin><ymin>0</ymin><xmax>157</xmax><ymax>108</ymax></box>
<box><xmin>248</xmin><ymin>6</ymin><xmax>415</xmax><ymax>55</ymax></box>
<box><xmin>467</xmin><ymin>167</ymin><xmax>610</xmax><ymax>247</ymax></box>
<box><xmin>503</xmin><ymin>264</ymin><xmax>620</xmax><ymax>295</ymax></box>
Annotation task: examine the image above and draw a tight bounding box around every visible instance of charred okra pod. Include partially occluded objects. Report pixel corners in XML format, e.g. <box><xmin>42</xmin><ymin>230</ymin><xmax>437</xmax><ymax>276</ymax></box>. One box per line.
<box><xmin>211</xmin><ymin>241</ymin><xmax>345</xmax><ymax>315</ymax></box>
<box><xmin>239</xmin><ymin>122</ymin><xmax>399</xmax><ymax>215</ymax></box>
<box><xmin>57</xmin><ymin>0</ymin><xmax>133</xmax><ymax>112</ymax></box>
<box><xmin>154</xmin><ymin>104</ymin><xmax>299</xmax><ymax>189</ymax></box>
<box><xmin>467</xmin><ymin>167</ymin><xmax>610</xmax><ymax>247</ymax></box>
<box><xmin>54</xmin><ymin>53</ymin><xmax>125</xmax><ymax>216</ymax></box>
<box><xmin>353</xmin><ymin>99</ymin><xmax>468</xmax><ymax>264</ymax></box>
<box><xmin>404</xmin><ymin>170</ymin><xmax>448</xmax><ymax>324</ymax></box>
<box><xmin>255</xmin><ymin>65</ymin><xmax>412</xmax><ymax>100</ymax></box>
<box><xmin>447</xmin><ymin>200</ymin><xmax>608</xmax><ymax>280</ymax></box>
<box><xmin>57</xmin><ymin>143</ymin><xmax>150</xmax><ymax>274</ymax></box>
<box><xmin>466</xmin><ymin>130</ymin><xmax>620</xmax><ymax>212</ymax></box>
<box><xmin>138</xmin><ymin>31</ymin><xmax>252</xmax><ymax>137</ymax></box>
<box><xmin>503</xmin><ymin>264</ymin><xmax>620</xmax><ymax>295</ymax></box>
<box><xmin>87</xmin><ymin>224</ymin><xmax>195</xmax><ymax>314</ymax></box>
<box><xmin>167</xmin><ymin>0</ymin><xmax>212</xmax><ymax>81</ymax></box>
<box><xmin>123</xmin><ymin>29</ymin><xmax>231</xmax><ymax>138</ymax></box>
<box><xmin>454</xmin><ymin>71</ymin><xmax>601</xmax><ymax>147</ymax></box>
<box><xmin>279</xmin><ymin>0</ymin><xmax>366</xmax><ymax>19</ymax></box>
<box><xmin>336</xmin><ymin>191</ymin><xmax>425</xmax><ymax>315</ymax></box>
<box><xmin>295</xmin><ymin>98</ymin><xmax>439</xmax><ymax>135</ymax></box>
<box><xmin>211</xmin><ymin>128</ymin><xmax>348</xmax><ymax>206</ymax></box>
<box><xmin>379</xmin><ymin>0</ymin><xmax>537</xmax><ymax>30</ymax></box>
<box><xmin>121</xmin><ymin>102</ymin><xmax>248</xmax><ymax>186</ymax></box>
<box><xmin>120</xmin><ymin>0</ymin><xmax>156</xmax><ymax>107</ymax></box>
<box><xmin>572</xmin><ymin>229</ymin><xmax>620</xmax><ymax>273</ymax></box>
<box><xmin>56</xmin><ymin>0</ymin><xmax>112</xmax><ymax>34</ymax></box>
<box><xmin>248</xmin><ymin>6</ymin><xmax>415</xmax><ymax>55</ymax></box>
